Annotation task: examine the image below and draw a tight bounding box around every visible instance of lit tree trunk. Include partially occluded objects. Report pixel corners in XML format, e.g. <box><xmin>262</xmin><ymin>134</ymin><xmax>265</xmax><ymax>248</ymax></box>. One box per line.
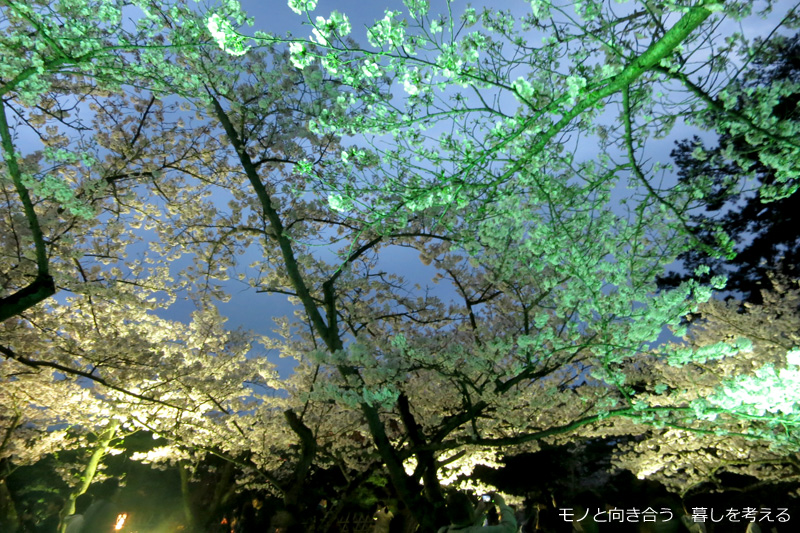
<box><xmin>179</xmin><ymin>460</ymin><xmax>197</xmax><ymax>531</ymax></box>
<box><xmin>57</xmin><ymin>421</ymin><xmax>120</xmax><ymax>533</ymax></box>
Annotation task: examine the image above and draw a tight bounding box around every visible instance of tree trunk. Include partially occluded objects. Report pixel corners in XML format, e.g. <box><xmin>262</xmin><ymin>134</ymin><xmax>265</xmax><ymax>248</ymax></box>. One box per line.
<box><xmin>179</xmin><ymin>460</ymin><xmax>198</xmax><ymax>531</ymax></box>
<box><xmin>361</xmin><ymin>402</ymin><xmax>441</xmax><ymax>531</ymax></box>
<box><xmin>57</xmin><ymin>420</ymin><xmax>119</xmax><ymax>533</ymax></box>
<box><xmin>205</xmin><ymin>460</ymin><xmax>236</xmax><ymax>527</ymax></box>
<box><xmin>0</xmin><ymin>477</ymin><xmax>20</xmax><ymax>533</ymax></box>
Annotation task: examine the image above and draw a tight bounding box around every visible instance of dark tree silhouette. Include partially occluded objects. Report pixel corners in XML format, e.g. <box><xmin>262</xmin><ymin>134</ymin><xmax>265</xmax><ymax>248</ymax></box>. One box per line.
<box><xmin>660</xmin><ymin>33</ymin><xmax>800</xmax><ymax>303</ymax></box>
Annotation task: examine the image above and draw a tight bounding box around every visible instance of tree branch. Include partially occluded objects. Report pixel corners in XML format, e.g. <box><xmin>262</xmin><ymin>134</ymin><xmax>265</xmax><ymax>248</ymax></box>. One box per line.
<box><xmin>0</xmin><ymin>345</ymin><xmax>187</xmax><ymax>411</ymax></box>
<box><xmin>0</xmin><ymin>101</ymin><xmax>56</xmax><ymax>321</ymax></box>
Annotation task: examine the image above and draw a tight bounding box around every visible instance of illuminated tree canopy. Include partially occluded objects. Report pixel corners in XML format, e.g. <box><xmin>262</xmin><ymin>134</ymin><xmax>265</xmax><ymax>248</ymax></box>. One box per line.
<box><xmin>1</xmin><ymin>0</ymin><xmax>800</xmax><ymax>530</ymax></box>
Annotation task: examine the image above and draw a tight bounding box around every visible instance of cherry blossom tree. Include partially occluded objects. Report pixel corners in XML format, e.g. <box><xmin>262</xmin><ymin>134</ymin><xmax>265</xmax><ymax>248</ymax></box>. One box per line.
<box><xmin>0</xmin><ymin>3</ymin><xmax>367</xmax><ymax>526</ymax></box>
<box><xmin>0</xmin><ymin>355</ymin><xmax>120</xmax><ymax>531</ymax></box>
<box><xmin>0</xmin><ymin>360</ymin><xmax>104</xmax><ymax>497</ymax></box>
<box><xmin>0</xmin><ymin>289</ymin><xmax>281</xmax><ymax>526</ymax></box>
<box><xmin>0</xmin><ymin>0</ymin><xmax>254</xmax><ymax>321</ymax></box>
<box><xmin>1</xmin><ymin>5</ymin><xmax>279</xmax><ymax>523</ymax></box>
<box><xmin>2</xmin><ymin>0</ymin><xmax>800</xmax><ymax>530</ymax></box>
<box><xmin>208</xmin><ymin>0</ymin><xmax>799</xmax><ymax>242</ymax></box>
<box><xmin>612</xmin><ymin>276</ymin><xmax>800</xmax><ymax>496</ymax></box>
<box><xmin>0</xmin><ymin>0</ymin><xmax>268</xmax><ymax>441</ymax></box>
<box><xmin>194</xmin><ymin>0</ymin><xmax>800</xmax><ymax>527</ymax></box>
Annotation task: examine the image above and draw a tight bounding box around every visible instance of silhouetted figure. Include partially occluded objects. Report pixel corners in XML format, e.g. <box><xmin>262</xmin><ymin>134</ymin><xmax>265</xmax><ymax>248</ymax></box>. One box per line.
<box><xmin>80</xmin><ymin>497</ymin><xmax>123</xmax><ymax>533</ymax></box>
<box><xmin>485</xmin><ymin>506</ymin><xmax>499</xmax><ymax>526</ymax></box>
<box><xmin>235</xmin><ymin>496</ymin><xmax>269</xmax><ymax>532</ymax></box>
<box><xmin>64</xmin><ymin>514</ymin><xmax>84</xmax><ymax>533</ymax></box>
<box><xmin>437</xmin><ymin>492</ymin><xmax>516</xmax><ymax>533</ymax></box>
<box><xmin>271</xmin><ymin>509</ymin><xmax>302</xmax><ymax>533</ymax></box>
<box><xmin>373</xmin><ymin>501</ymin><xmax>394</xmax><ymax>533</ymax></box>
<box><xmin>389</xmin><ymin>500</ymin><xmax>418</xmax><ymax>533</ymax></box>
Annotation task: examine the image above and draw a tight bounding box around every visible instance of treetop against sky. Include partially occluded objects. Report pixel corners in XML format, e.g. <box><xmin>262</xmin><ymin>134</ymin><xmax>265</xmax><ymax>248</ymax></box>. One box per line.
<box><xmin>215</xmin><ymin>0</ymin><xmax>798</xmax><ymax>225</ymax></box>
<box><xmin>197</xmin><ymin>0</ymin><xmax>800</xmax><ymax>325</ymax></box>
<box><xmin>1</xmin><ymin>0</ymin><xmax>800</xmax><ymax>521</ymax></box>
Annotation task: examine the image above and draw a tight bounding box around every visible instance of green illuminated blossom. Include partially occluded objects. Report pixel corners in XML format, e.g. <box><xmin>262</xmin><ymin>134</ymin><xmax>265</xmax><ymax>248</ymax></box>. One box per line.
<box><xmin>361</xmin><ymin>385</ymin><xmax>400</xmax><ymax>408</ymax></box>
<box><xmin>207</xmin><ymin>13</ymin><xmax>250</xmax><ymax>56</ymax></box>
<box><xmin>787</xmin><ymin>349</ymin><xmax>800</xmax><ymax>366</ymax></box>
<box><xmin>707</xmin><ymin>362</ymin><xmax>800</xmax><ymax>416</ymax></box>
<box><xmin>527</xmin><ymin>0</ymin><xmax>551</xmax><ymax>19</ymax></box>
<box><xmin>19</xmin><ymin>174</ymin><xmax>94</xmax><ymax>220</ymax></box>
<box><xmin>311</xmin><ymin>11</ymin><xmax>351</xmax><ymax>45</ymax></box>
<box><xmin>402</xmin><ymin>67</ymin><xmax>422</xmax><ymax>95</ymax></box>
<box><xmin>667</xmin><ymin>338</ymin><xmax>752</xmax><ymax>367</ymax></box>
<box><xmin>403</xmin><ymin>0</ymin><xmax>430</xmax><ymax>17</ymax></box>
<box><xmin>289</xmin><ymin>42</ymin><xmax>314</xmax><ymax>69</ymax></box>
<box><xmin>367</xmin><ymin>11</ymin><xmax>406</xmax><ymax>48</ymax></box>
<box><xmin>360</xmin><ymin>58</ymin><xmax>383</xmax><ymax>78</ymax></box>
<box><xmin>328</xmin><ymin>193</ymin><xmax>353</xmax><ymax>213</ymax></box>
<box><xmin>287</xmin><ymin>0</ymin><xmax>317</xmax><ymax>15</ymax></box>
<box><xmin>461</xmin><ymin>7</ymin><xmax>478</xmax><ymax>27</ymax></box>
<box><xmin>512</xmin><ymin>77</ymin><xmax>535</xmax><ymax>101</ymax></box>
<box><xmin>295</xmin><ymin>160</ymin><xmax>314</xmax><ymax>175</ymax></box>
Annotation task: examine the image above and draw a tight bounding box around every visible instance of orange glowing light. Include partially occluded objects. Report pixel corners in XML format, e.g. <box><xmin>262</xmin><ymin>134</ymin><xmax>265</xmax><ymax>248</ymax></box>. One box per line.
<box><xmin>114</xmin><ymin>513</ymin><xmax>127</xmax><ymax>530</ymax></box>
